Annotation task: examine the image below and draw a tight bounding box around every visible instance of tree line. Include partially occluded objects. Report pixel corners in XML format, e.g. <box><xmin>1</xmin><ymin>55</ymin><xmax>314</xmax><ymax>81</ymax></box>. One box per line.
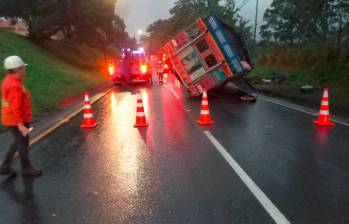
<box><xmin>0</xmin><ymin>0</ymin><xmax>132</xmax><ymax>48</ymax></box>
<box><xmin>260</xmin><ymin>0</ymin><xmax>349</xmax><ymax>57</ymax></box>
<box><xmin>142</xmin><ymin>0</ymin><xmax>252</xmax><ymax>54</ymax></box>
<box><xmin>142</xmin><ymin>0</ymin><xmax>348</xmax><ymax>59</ymax></box>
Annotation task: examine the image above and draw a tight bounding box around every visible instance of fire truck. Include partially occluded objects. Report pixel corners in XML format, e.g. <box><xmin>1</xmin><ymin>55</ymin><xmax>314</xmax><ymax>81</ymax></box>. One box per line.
<box><xmin>112</xmin><ymin>48</ymin><xmax>152</xmax><ymax>86</ymax></box>
<box><xmin>163</xmin><ymin>15</ymin><xmax>256</xmax><ymax>97</ymax></box>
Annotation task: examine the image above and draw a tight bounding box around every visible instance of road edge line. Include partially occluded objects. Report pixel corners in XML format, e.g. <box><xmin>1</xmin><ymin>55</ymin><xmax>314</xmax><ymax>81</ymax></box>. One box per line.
<box><xmin>204</xmin><ymin>131</ymin><xmax>291</xmax><ymax>224</ymax></box>
<box><xmin>29</xmin><ymin>88</ymin><xmax>113</xmax><ymax>146</ymax></box>
<box><xmin>260</xmin><ymin>96</ymin><xmax>349</xmax><ymax>127</ymax></box>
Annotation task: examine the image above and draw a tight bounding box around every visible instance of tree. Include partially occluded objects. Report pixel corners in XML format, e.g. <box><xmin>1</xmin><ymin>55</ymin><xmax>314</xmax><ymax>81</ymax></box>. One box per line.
<box><xmin>143</xmin><ymin>0</ymin><xmax>252</xmax><ymax>54</ymax></box>
<box><xmin>144</xmin><ymin>19</ymin><xmax>173</xmax><ymax>54</ymax></box>
<box><xmin>328</xmin><ymin>0</ymin><xmax>349</xmax><ymax>57</ymax></box>
<box><xmin>0</xmin><ymin>0</ymin><xmax>130</xmax><ymax>47</ymax></box>
<box><xmin>260</xmin><ymin>0</ymin><xmax>349</xmax><ymax>45</ymax></box>
<box><xmin>260</xmin><ymin>0</ymin><xmax>302</xmax><ymax>43</ymax></box>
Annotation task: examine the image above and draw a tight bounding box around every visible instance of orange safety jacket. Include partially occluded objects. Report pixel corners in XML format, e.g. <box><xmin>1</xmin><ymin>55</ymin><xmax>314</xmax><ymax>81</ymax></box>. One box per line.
<box><xmin>1</xmin><ymin>74</ymin><xmax>32</xmax><ymax>126</ymax></box>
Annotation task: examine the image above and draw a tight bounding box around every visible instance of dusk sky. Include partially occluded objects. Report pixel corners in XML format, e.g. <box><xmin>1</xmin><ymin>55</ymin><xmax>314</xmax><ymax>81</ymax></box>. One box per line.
<box><xmin>115</xmin><ymin>0</ymin><xmax>273</xmax><ymax>37</ymax></box>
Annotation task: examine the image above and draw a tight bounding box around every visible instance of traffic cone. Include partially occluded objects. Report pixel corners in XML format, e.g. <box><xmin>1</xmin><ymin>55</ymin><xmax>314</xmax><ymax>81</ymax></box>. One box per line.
<box><xmin>313</xmin><ymin>88</ymin><xmax>334</xmax><ymax>127</ymax></box>
<box><xmin>196</xmin><ymin>90</ymin><xmax>214</xmax><ymax>125</ymax></box>
<box><xmin>134</xmin><ymin>91</ymin><xmax>148</xmax><ymax>127</ymax></box>
<box><xmin>80</xmin><ymin>92</ymin><xmax>97</xmax><ymax>128</ymax></box>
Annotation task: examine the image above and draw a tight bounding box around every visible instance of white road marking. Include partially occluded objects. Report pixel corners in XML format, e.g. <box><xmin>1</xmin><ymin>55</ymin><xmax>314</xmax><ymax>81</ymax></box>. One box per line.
<box><xmin>260</xmin><ymin>96</ymin><xmax>349</xmax><ymax>127</ymax></box>
<box><xmin>331</xmin><ymin>119</ymin><xmax>349</xmax><ymax>127</ymax></box>
<box><xmin>169</xmin><ymin>88</ymin><xmax>180</xmax><ymax>100</ymax></box>
<box><xmin>163</xmin><ymin>82</ymin><xmax>180</xmax><ymax>100</ymax></box>
<box><xmin>204</xmin><ymin>131</ymin><xmax>291</xmax><ymax>224</ymax></box>
<box><xmin>260</xmin><ymin>96</ymin><xmax>317</xmax><ymax>116</ymax></box>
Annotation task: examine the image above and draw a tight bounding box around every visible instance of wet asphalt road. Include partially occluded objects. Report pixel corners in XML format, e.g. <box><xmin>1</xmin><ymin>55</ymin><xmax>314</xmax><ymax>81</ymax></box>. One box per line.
<box><xmin>1</xmin><ymin>74</ymin><xmax>349</xmax><ymax>224</ymax></box>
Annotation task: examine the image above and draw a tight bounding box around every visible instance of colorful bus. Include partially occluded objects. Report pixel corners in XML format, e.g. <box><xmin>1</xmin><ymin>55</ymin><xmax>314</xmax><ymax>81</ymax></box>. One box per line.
<box><xmin>164</xmin><ymin>15</ymin><xmax>255</xmax><ymax>96</ymax></box>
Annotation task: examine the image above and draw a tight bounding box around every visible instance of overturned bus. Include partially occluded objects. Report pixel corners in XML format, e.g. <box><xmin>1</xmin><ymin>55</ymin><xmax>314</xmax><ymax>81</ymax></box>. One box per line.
<box><xmin>163</xmin><ymin>15</ymin><xmax>256</xmax><ymax>97</ymax></box>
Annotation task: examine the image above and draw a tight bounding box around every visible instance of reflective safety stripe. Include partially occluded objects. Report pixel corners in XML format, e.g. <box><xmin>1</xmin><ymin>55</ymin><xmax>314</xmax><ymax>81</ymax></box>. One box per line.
<box><xmin>201</xmin><ymin>110</ymin><xmax>210</xmax><ymax>115</ymax></box>
<box><xmin>320</xmin><ymin>110</ymin><xmax>329</xmax><ymax>115</ymax></box>
<box><xmin>84</xmin><ymin>113</ymin><xmax>94</xmax><ymax>118</ymax></box>
<box><xmin>202</xmin><ymin>101</ymin><xmax>208</xmax><ymax>105</ymax></box>
<box><xmin>137</xmin><ymin>103</ymin><xmax>144</xmax><ymax>107</ymax></box>
<box><xmin>85</xmin><ymin>96</ymin><xmax>89</xmax><ymax>101</ymax></box>
<box><xmin>323</xmin><ymin>92</ymin><xmax>329</xmax><ymax>97</ymax></box>
<box><xmin>84</xmin><ymin>104</ymin><xmax>91</xmax><ymax>109</ymax></box>
<box><xmin>321</xmin><ymin>101</ymin><xmax>329</xmax><ymax>106</ymax></box>
<box><xmin>136</xmin><ymin>112</ymin><xmax>145</xmax><ymax>117</ymax></box>
<box><xmin>1</xmin><ymin>99</ymin><xmax>9</xmax><ymax>107</ymax></box>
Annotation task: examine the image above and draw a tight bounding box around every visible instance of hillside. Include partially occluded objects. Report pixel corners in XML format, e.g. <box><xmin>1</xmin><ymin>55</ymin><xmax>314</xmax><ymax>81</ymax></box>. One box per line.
<box><xmin>0</xmin><ymin>29</ymin><xmax>108</xmax><ymax>126</ymax></box>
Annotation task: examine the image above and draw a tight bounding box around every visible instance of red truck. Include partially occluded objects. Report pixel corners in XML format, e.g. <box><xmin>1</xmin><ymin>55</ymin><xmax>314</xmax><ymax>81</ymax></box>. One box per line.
<box><xmin>114</xmin><ymin>49</ymin><xmax>152</xmax><ymax>86</ymax></box>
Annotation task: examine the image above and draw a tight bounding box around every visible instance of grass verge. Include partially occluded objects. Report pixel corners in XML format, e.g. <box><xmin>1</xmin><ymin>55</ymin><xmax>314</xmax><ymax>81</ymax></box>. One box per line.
<box><xmin>248</xmin><ymin>64</ymin><xmax>349</xmax><ymax>118</ymax></box>
<box><xmin>0</xmin><ymin>29</ymin><xmax>108</xmax><ymax>132</ymax></box>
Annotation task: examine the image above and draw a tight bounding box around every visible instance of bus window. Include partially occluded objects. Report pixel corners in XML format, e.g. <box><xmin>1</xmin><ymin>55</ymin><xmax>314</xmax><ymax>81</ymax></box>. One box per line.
<box><xmin>204</xmin><ymin>54</ymin><xmax>217</xmax><ymax>67</ymax></box>
<box><xmin>179</xmin><ymin>46</ymin><xmax>205</xmax><ymax>80</ymax></box>
<box><xmin>196</xmin><ymin>39</ymin><xmax>209</xmax><ymax>53</ymax></box>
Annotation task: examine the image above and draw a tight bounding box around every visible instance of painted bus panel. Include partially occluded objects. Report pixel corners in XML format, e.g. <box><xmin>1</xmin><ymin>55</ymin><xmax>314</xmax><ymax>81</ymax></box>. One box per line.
<box><xmin>164</xmin><ymin>15</ymin><xmax>253</xmax><ymax>96</ymax></box>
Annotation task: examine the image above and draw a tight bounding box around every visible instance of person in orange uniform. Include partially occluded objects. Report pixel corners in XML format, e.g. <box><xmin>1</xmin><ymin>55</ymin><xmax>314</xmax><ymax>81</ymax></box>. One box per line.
<box><xmin>0</xmin><ymin>56</ymin><xmax>42</xmax><ymax>176</ymax></box>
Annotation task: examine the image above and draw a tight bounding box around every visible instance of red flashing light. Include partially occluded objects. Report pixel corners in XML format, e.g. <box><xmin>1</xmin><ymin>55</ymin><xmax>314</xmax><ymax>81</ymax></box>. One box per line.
<box><xmin>140</xmin><ymin>64</ymin><xmax>148</xmax><ymax>74</ymax></box>
<box><xmin>108</xmin><ymin>65</ymin><xmax>115</xmax><ymax>75</ymax></box>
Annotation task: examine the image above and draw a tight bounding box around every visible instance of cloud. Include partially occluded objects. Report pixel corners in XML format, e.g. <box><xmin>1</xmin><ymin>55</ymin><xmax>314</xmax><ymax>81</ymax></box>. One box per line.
<box><xmin>115</xmin><ymin>0</ymin><xmax>273</xmax><ymax>36</ymax></box>
<box><xmin>115</xmin><ymin>0</ymin><xmax>175</xmax><ymax>36</ymax></box>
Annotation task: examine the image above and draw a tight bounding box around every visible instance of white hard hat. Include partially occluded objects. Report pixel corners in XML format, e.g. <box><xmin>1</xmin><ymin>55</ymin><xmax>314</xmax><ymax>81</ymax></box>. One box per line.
<box><xmin>4</xmin><ymin>55</ymin><xmax>28</xmax><ymax>70</ymax></box>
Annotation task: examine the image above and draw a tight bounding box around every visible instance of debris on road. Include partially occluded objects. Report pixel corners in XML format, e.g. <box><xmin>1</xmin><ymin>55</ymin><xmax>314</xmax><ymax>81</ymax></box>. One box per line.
<box><xmin>300</xmin><ymin>85</ymin><xmax>315</xmax><ymax>93</ymax></box>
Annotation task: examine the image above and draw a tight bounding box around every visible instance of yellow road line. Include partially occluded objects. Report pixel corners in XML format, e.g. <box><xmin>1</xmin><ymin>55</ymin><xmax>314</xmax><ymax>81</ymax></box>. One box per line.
<box><xmin>29</xmin><ymin>88</ymin><xmax>113</xmax><ymax>146</ymax></box>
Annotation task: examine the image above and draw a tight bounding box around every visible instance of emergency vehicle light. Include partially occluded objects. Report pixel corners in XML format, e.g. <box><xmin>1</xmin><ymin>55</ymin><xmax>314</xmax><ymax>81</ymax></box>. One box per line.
<box><xmin>140</xmin><ymin>64</ymin><xmax>148</xmax><ymax>74</ymax></box>
<box><xmin>108</xmin><ymin>65</ymin><xmax>115</xmax><ymax>75</ymax></box>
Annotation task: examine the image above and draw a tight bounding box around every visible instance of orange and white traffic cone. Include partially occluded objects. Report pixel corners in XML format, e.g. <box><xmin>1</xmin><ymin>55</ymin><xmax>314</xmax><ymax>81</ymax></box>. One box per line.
<box><xmin>196</xmin><ymin>90</ymin><xmax>214</xmax><ymax>126</ymax></box>
<box><xmin>134</xmin><ymin>91</ymin><xmax>148</xmax><ymax>127</ymax></box>
<box><xmin>313</xmin><ymin>88</ymin><xmax>334</xmax><ymax>127</ymax></box>
<box><xmin>80</xmin><ymin>92</ymin><xmax>97</xmax><ymax>128</ymax></box>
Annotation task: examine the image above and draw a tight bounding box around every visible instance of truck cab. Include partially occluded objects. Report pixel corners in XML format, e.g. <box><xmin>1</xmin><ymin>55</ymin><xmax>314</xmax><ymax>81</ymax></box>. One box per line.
<box><xmin>119</xmin><ymin>49</ymin><xmax>152</xmax><ymax>85</ymax></box>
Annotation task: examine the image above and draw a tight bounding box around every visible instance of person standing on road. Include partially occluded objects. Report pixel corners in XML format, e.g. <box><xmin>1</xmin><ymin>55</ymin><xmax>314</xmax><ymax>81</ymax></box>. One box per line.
<box><xmin>0</xmin><ymin>56</ymin><xmax>42</xmax><ymax>176</ymax></box>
